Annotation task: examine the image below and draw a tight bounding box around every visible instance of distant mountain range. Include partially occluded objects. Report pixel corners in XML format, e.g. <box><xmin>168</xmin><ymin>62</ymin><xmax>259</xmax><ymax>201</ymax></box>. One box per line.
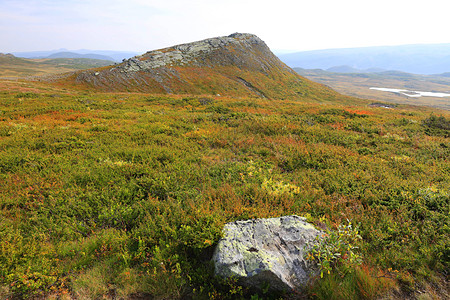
<box><xmin>279</xmin><ymin>44</ymin><xmax>450</xmax><ymax>75</ymax></box>
<box><xmin>325</xmin><ymin>65</ymin><xmax>387</xmax><ymax>73</ymax></box>
<box><xmin>12</xmin><ymin>50</ymin><xmax>139</xmax><ymax>62</ymax></box>
<box><xmin>44</xmin><ymin>52</ymin><xmax>114</xmax><ymax>61</ymax></box>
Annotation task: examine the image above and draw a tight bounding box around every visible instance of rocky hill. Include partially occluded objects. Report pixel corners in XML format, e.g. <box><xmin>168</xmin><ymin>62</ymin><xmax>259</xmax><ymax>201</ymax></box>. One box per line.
<box><xmin>53</xmin><ymin>33</ymin><xmax>339</xmax><ymax>100</ymax></box>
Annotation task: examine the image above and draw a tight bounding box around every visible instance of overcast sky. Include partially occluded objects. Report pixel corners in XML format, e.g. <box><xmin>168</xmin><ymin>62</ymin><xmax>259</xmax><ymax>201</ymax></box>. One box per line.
<box><xmin>1</xmin><ymin>0</ymin><xmax>449</xmax><ymax>53</ymax></box>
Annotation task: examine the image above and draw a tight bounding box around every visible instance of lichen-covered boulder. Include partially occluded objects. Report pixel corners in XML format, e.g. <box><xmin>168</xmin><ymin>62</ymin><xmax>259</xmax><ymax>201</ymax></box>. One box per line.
<box><xmin>212</xmin><ymin>215</ymin><xmax>322</xmax><ymax>292</ymax></box>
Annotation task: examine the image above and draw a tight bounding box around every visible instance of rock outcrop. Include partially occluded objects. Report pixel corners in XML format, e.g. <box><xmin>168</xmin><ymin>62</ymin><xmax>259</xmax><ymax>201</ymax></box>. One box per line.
<box><xmin>118</xmin><ymin>33</ymin><xmax>268</xmax><ymax>72</ymax></box>
<box><xmin>213</xmin><ymin>215</ymin><xmax>322</xmax><ymax>293</ymax></box>
<box><xmin>51</xmin><ymin>33</ymin><xmax>339</xmax><ymax>100</ymax></box>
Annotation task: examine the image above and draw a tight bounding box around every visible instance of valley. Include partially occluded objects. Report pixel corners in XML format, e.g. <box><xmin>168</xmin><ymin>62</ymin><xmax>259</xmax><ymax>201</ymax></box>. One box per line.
<box><xmin>369</xmin><ymin>87</ymin><xmax>450</xmax><ymax>98</ymax></box>
<box><xmin>295</xmin><ymin>68</ymin><xmax>450</xmax><ymax>110</ymax></box>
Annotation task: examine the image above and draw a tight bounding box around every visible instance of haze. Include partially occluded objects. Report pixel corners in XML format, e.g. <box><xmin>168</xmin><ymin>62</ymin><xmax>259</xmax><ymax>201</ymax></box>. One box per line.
<box><xmin>1</xmin><ymin>0</ymin><xmax>449</xmax><ymax>53</ymax></box>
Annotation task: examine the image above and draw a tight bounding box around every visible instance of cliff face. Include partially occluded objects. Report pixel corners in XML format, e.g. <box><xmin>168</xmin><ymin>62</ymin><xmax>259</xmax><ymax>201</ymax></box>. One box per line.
<box><xmin>59</xmin><ymin>33</ymin><xmax>338</xmax><ymax>99</ymax></box>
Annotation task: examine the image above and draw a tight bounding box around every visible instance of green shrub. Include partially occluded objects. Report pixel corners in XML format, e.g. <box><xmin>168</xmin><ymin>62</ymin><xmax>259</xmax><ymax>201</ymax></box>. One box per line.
<box><xmin>422</xmin><ymin>114</ymin><xmax>450</xmax><ymax>137</ymax></box>
<box><xmin>307</xmin><ymin>220</ymin><xmax>362</xmax><ymax>278</ymax></box>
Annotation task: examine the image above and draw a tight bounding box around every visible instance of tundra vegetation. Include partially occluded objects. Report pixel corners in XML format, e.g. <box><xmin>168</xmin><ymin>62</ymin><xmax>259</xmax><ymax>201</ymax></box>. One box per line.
<box><xmin>0</xmin><ymin>79</ymin><xmax>448</xmax><ymax>299</ymax></box>
<box><xmin>0</xmin><ymin>54</ymin><xmax>114</xmax><ymax>78</ymax></box>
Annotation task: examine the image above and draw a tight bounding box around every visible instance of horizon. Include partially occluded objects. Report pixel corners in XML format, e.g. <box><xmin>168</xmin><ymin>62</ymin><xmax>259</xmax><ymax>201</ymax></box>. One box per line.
<box><xmin>7</xmin><ymin>40</ymin><xmax>450</xmax><ymax>58</ymax></box>
<box><xmin>1</xmin><ymin>0</ymin><xmax>449</xmax><ymax>53</ymax></box>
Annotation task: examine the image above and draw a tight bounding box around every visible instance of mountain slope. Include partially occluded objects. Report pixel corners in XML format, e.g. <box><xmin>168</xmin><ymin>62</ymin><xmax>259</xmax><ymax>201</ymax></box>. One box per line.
<box><xmin>54</xmin><ymin>33</ymin><xmax>339</xmax><ymax>100</ymax></box>
<box><xmin>0</xmin><ymin>53</ymin><xmax>114</xmax><ymax>77</ymax></box>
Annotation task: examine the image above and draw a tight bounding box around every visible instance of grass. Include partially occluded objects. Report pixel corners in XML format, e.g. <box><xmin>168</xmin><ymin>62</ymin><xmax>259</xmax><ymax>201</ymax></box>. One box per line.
<box><xmin>0</xmin><ymin>79</ymin><xmax>448</xmax><ymax>299</ymax></box>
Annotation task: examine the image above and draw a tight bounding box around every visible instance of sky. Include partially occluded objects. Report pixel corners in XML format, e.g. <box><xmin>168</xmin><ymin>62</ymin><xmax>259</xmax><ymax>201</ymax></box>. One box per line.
<box><xmin>1</xmin><ymin>0</ymin><xmax>449</xmax><ymax>53</ymax></box>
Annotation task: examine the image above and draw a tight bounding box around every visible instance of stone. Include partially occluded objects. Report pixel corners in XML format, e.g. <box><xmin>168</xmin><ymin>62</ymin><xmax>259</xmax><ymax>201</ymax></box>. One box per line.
<box><xmin>213</xmin><ymin>215</ymin><xmax>322</xmax><ymax>292</ymax></box>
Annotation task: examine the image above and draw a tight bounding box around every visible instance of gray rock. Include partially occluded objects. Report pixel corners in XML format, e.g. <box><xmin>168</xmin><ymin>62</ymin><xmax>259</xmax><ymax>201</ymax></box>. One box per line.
<box><xmin>213</xmin><ymin>215</ymin><xmax>322</xmax><ymax>292</ymax></box>
<box><xmin>119</xmin><ymin>33</ymin><xmax>267</xmax><ymax>72</ymax></box>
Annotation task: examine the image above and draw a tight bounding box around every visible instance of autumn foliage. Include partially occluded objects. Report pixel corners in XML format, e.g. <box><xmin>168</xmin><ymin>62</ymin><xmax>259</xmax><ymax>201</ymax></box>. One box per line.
<box><xmin>0</xmin><ymin>78</ymin><xmax>448</xmax><ymax>299</ymax></box>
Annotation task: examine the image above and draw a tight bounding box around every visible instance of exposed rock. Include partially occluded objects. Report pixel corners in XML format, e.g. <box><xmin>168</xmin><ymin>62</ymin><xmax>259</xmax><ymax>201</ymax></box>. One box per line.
<box><xmin>213</xmin><ymin>215</ymin><xmax>322</xmax><ymax>293</ymax></box>
<box><xmin>115</xmin><ymin>33</ymin><xmax>270</xmax><ymax>72</ymax></box>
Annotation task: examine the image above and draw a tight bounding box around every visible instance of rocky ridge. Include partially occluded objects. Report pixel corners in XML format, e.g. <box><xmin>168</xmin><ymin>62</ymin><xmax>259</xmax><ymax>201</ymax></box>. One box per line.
<box><xmin>48</xmin><ymin>33</ymin><xmax>339</xmax><ymax>100</ymax></box>
<box><xmin>118</xmin><ymin>33</ymin><xmax>267</xmax><ymax>72</ymax></box>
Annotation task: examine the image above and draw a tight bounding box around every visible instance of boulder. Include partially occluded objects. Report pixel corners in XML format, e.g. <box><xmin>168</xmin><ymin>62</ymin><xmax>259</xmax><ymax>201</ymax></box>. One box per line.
<box><xmin>213</xmin><ymin>215</ymin><xmax>322</xmax><ymax>292</ymax></box>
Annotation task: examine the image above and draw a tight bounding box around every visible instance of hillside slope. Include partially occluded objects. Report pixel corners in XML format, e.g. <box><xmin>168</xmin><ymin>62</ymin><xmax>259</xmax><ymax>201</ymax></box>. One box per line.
<box><xmin>54</xmin><ymin>33</ymin><xmax>339</xmax><ymax>100</ymax></box>
<box><xmin>0</xmin><ymin>53</ymin><xmax>114</xmax><ymax>78</ymax></box>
